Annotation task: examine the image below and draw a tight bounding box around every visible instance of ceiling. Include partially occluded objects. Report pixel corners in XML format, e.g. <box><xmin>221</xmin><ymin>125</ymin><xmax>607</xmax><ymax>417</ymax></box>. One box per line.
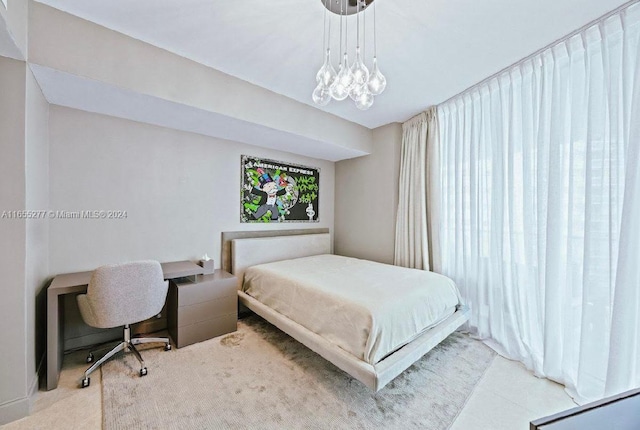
<box><xmin>35</xmin><ymin>0</ymin><xmax>629</xmax><ymax>129</ymax></box>
<box><xmin>0</xmin><ymin>13</ymin><xmax>23</xmax><ymax>60</ymax></box>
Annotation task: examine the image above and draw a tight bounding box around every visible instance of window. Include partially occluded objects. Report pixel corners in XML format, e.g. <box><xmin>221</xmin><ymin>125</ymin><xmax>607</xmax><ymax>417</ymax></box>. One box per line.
<box><xmin>436</xmin><ymin>4</ymin><xmax>640</xmax><ymax>403</ymax></box>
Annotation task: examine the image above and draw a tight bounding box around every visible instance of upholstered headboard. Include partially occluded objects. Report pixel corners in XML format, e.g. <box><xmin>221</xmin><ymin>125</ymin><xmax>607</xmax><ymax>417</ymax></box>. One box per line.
<box><xmin>221</xmin><ymin>228</ymin><xmax>329</xmax><ymax>273</ymax></box>
<box><xmin>229</xmin><ymin>232</ymin><xmax>331</xmax><ymax>290</ymax></box>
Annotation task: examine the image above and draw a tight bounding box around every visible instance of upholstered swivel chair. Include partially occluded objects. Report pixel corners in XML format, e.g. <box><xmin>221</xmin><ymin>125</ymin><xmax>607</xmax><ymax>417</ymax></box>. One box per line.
<box><xmin>76</xmin><ymin>260</ymin><xmax>171</xmax><ymax>388</ymax></box>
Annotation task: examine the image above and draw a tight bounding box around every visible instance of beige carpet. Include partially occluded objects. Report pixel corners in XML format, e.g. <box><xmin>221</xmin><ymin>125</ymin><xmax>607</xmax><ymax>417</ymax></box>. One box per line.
<box><xmin>102</xmin><ymin>316</ymin><xmax>495</xmax><ymax>430</ymax></box>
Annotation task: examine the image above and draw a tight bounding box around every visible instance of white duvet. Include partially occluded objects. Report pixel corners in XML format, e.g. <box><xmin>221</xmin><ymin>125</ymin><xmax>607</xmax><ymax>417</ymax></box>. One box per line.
<box><xmin>242</xmin><ymin>254</ymin><xmax>461</xmax><ymax>364</ymax></box>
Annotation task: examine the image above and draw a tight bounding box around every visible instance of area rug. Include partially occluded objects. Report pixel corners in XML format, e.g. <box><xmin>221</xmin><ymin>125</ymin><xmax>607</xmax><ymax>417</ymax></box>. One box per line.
<box><xmin>102</xmin><ymin>316</ymin><xmax>495</xmax><ymax>430</ymax></box>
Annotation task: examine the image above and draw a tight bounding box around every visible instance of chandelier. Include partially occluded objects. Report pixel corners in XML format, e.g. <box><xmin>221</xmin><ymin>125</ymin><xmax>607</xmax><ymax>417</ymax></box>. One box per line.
<box><xmin>312</xmin><ymin>0</ymin><xmax>386</xmax><ymax>110</ymax></box>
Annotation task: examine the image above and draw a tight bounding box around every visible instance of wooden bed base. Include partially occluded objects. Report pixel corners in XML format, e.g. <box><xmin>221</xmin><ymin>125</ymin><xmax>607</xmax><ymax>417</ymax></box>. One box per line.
<box><xmin>239</xmin><ymin>290</ymin><xmax>469</xmax><ymax>391</ymax></box>
<box><xmin>225</xmin><ymin>230</ymin><xmax>470</xmax><ymax>392</ymax></box>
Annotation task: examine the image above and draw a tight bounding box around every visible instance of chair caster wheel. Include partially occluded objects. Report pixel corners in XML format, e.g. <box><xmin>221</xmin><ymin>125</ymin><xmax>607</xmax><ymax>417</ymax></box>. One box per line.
<box><xmin>140</xmin><ymin>367</ymin><xmax>148</xmax><ymax>377</ymax></box>
<box><xmin>86</xmin><ymin>353</ymin><xmax>94</xmax><ymax>363</ymax></box>
<box><xmin>164</xmin><ymin>343</ymin><xmax>172</xmax><ymax>351</ymax></box>
<box><xmin>81</xmin><ymin>378</ymin><xmax>90</xmax><ymax>388</ymax></box>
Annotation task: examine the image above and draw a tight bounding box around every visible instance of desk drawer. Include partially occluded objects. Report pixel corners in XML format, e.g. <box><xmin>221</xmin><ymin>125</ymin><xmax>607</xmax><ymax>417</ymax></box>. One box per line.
<box><xmin>168</xmin><ymin>269</ymin><xmax>238</xmax><ymax>348</ymax></box>
<box><xmin>177</xmin><ymin>276</ymin><xmax>236</xmax><ymax>307</ymax></box>
<box><xmin>177</xmin><ymin>295</ymin><xmax>236</xmax><ymax>327</ymax></box>
<box><xmin>173</xmin><ymin>314</ymin><xmax>237</xmax><ymax>348</ymax></box>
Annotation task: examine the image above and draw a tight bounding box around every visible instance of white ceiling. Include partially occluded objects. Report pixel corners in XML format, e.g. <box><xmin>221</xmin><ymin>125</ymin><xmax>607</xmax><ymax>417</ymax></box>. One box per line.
<box><xmin>0</xmin><ymin>11</ymin><xmax>23</xmax><ymax>60</ymax></box>
<box><xmin>36</xmin><ymin>0</ymin><xmax>629</xmax><ymax>129</ymax></box>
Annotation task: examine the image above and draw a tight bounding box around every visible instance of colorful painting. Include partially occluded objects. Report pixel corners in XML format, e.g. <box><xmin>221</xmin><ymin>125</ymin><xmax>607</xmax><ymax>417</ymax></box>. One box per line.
<box><xmin>241</xmin><ymin>155</ymin><xmax>320</xmax><ymax>223</ymax></box>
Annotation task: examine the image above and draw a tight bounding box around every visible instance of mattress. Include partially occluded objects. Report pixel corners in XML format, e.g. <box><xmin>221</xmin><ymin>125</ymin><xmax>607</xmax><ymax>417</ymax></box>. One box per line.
<box><xmin>242</xmin><ymin>254</ymin><xmax>461</xmax><ymax>364</ymax></box>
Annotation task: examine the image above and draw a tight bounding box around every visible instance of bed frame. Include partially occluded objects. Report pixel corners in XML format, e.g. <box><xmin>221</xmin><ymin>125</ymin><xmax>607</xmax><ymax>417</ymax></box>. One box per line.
<box><xmin>224</xmin><ymin>230</ymin><xmax>470</xmax><ymax>392</ymax></box>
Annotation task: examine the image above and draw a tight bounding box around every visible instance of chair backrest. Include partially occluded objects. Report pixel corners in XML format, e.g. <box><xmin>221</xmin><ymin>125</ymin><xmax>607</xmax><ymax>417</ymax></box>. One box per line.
<box><xmin>81</xmin><ymin>260</ymin><xmax>168</xmax><ymax>328</ymax></box>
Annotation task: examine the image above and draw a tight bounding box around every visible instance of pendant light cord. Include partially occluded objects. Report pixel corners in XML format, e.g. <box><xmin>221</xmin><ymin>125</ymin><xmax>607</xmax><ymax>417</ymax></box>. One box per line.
<box><xmin>339</xmin><ymin>0</ymin><xmax>344</xmax><ymax>59</ymax></box>
<box><xmin>322</xmin><ymin>0</ymin><xmax>327</xmax><ymax>54</ymax></box>
<box><xmin>363</xmin><ymin>1</ymin><xmax>366</xmax><ymax>58</ymax></box>
<box><xmin>356</xmin><ymin>0</ymin><xmax>360</xmax><ymax>49</ymax></box>
<box><xmin>327</xmin><ymin>0</ymin><xmax>332</xmax><ymax>57</ymax></box>
<box><xmin>344</xmin><ymin>0</ymin><xmax>348</xmax><ymax>58</ymax></box>
<box><xmin>373</xmin><ymin>0</ymin><xmax>377</xmax><ymax>58</ymax></box>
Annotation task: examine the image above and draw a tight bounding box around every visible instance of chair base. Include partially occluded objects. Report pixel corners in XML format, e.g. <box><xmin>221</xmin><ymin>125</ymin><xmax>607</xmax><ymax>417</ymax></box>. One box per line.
<box><xmin>80</xmin><ymin>325</ymin><xmax>171</xmax><ymax>388</ymax></box>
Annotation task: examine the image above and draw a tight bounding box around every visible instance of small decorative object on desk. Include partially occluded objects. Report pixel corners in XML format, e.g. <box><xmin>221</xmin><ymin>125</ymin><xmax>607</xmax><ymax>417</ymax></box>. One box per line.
<box><xmin>199</xmin><ymin>254</ymin><xmax>214</xmax><ymax>274</ymax></box>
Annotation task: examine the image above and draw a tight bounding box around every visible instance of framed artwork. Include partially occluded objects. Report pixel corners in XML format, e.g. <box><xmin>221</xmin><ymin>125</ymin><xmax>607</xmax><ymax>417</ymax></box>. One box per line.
<box><xmin>241</xmin><ymin>155</ymin><xmax>320</xmax><ymax>223</ymax></box>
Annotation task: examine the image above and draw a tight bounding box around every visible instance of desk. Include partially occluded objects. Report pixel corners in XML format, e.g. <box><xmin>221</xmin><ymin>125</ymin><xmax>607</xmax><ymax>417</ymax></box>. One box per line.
<box><xmin>47</xmin><ymin>260</ymin><xmax>204</xmax><ymax>391</ymax></box>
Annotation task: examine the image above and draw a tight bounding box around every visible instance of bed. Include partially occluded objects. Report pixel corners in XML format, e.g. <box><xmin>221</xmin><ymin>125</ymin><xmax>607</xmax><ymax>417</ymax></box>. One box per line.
<box><xmin>224</xmin><ymin>230</ymin><xmax>470</xmax><ymax>392</ymax></box>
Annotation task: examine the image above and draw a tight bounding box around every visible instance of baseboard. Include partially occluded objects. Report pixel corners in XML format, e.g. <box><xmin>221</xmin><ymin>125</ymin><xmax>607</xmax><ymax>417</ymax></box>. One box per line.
<box><xmin>0</xmin><ymin>354</ymin><xmax>43</xmax><ymax>426</ymax></box>
<box><xmin>0</xmin><ymin>396</ymin><xmax>30</xmax><ymax>426</ymax></box>
<box><xmin>0</xmin><ymin>361</ymin><xmax>42</xmax><ymax>426</ymax></box>
<box><xmin>30</xmin><ymin>356</ymin><xmax>43</xmax><ymax>405</ymax></box>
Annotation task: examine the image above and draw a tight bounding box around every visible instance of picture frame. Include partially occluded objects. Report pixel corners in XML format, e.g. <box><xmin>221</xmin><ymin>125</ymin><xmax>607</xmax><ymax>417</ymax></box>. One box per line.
<box><xmin>240</xmin><ymin>155</ymin><xmax>320</xmax><ymax>223</ymax></box>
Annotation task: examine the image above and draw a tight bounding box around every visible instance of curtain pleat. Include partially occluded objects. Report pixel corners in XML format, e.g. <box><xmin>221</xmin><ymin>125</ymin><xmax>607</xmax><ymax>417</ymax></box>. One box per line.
<box><xmin>605</xmin><ymin>10</ymin><xmax>640</xmax><ymax>396</ymax></box>
<box><xmin>394</xmin><ymin>107</ymin><xmax>439</xmax><ymax>270</ymax></box>
<box><xmin>436</xmin><ymin>3</ymin><xmax>640</xmax><ymax>403</ymax></box>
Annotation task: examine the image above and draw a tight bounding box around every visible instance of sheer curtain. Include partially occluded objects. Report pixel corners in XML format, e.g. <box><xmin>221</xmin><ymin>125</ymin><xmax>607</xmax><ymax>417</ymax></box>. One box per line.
<box><xmin>437</xmin><ymin>3</ymin><xmax>640</xmax><ymax>403</ymax></box>
<box><xmin>394</xmin><ymin>107</ymin><xmax>441</xmax><ymax>271</ymax></box>
<box><xmin>606</xmin><ymin>10</ymin><xmax>640</xmax><ymax>396</ymax></box>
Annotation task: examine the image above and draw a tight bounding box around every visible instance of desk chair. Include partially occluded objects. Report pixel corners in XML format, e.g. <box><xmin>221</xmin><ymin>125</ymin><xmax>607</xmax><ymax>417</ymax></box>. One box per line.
<box><xmin>76</xmin><ymin>260</ymin><xmax>172</xmax><ymax>388</ymax></box>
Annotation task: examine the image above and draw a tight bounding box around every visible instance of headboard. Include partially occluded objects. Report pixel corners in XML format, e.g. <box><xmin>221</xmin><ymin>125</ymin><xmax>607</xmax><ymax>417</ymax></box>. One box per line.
<box><xmin>221</xmin><ymin>228</ymin><xmax>329</xmax><ymax>273</ymax></box>
<box><xmin>225</xmin><ymin>231</ymin><xmax>331</xmax><ymax>290</ymax></box>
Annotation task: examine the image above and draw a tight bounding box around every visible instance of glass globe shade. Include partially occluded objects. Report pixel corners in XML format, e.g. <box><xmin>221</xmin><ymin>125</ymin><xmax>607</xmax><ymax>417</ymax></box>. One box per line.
<box><xmin>312</xmin><ymin>83</ymin><xmax>331</xmax><ymax>106</ymax></box>
<box><xmin>367</xmin><ymin>57</ymin><xmax>387</xmax><ymax>96</ymax></box>
<box><xmin>355</xmin><ymin>89</ymin><xmax>374</xmax><ymax>110</ymax></box>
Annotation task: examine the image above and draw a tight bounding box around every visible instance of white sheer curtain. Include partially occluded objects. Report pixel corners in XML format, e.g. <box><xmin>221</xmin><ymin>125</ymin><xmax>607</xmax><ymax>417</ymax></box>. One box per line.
<box><xmin>606</xmin><ymin>12</ymin><xmax>640</xmax><ymax>397</ymax></box>
<box><xmin>437</xmin><ymin>3</ymin><xmax>640</xmax><ymax>404</ymax></box>
<box><xmin>394</xmin><ymin>107</ymin><xmax>441</xmax><ymax>271</ymax></box>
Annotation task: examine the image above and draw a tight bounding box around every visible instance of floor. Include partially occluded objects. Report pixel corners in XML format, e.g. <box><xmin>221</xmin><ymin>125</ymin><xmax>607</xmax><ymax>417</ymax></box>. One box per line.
<box><xmin>2</xmin><ymin>340</ymin><xmax>576</xmax><ymax>430</ymax></box>
<box><xmin>449</xmin><ymin>354</ymin><xmax>576</xmax><ymax>430</ymax></box>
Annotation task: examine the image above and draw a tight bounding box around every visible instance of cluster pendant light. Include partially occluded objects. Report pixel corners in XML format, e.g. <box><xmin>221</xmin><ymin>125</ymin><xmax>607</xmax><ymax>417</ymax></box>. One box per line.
<box><xmin>312</xmin><ymin>0</ymin><xmax>386</xmax><ymax>110</ymax></box>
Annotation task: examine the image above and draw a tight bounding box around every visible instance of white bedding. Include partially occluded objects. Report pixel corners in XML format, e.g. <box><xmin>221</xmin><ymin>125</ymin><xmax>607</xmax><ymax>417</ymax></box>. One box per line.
<box><xmin>242</xmin><ymin>254</ymin><xmax>461</xmax><ymax>364</ymax></box>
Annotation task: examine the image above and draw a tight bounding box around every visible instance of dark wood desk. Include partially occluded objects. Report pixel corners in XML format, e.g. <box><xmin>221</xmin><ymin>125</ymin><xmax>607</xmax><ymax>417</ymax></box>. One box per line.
<box><xmin>46</xmin><ymin>260</ymin><xmax>204</xmax><ymax>390</ymax></box>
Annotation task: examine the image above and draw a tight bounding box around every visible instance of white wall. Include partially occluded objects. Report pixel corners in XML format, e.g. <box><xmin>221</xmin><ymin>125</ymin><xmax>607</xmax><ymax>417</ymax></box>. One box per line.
<box><xmin>0</xmin><ymin>55</ymin><xmax>28</xmax><ymax>424</ymax></box>
<box><xmin>0</xmin><ymin>57</ymin><xmax>48</xmax><ymax>425</ymax></box>
<box><xmin>334</xmin><ymin>123</ymin><xmax>402</xmax><ymax>264</ymax></box>
<box><xmin>48</xmin><ymin>106</ymin><xmax>335</xmax><ymax>274</ymax></box>
<box><xmin>25</xmin><ymin>66</ymin><xmax>49</xmax><ymax>397</ymax></box>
